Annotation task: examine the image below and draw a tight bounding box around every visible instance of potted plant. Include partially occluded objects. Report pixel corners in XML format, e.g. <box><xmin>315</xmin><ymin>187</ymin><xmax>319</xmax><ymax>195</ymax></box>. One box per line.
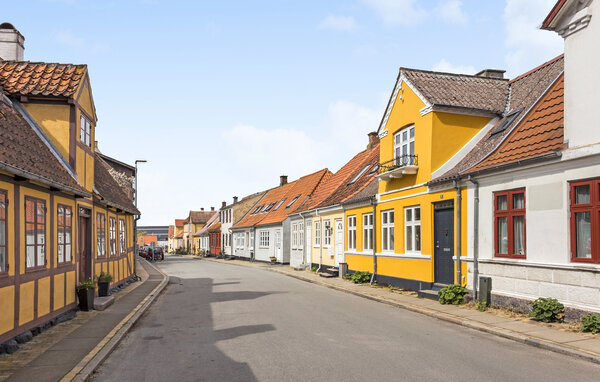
<box><xmin>97</xmin><ymin>272</ymin><xmax>113</xmax><ymax>297</ymax></box>
<box><xmin>76</xmin><ymin>278</ymin><xmax>96</xmax><ymax>311</ymax></box>
<box><xmin>269</xmin><ymin>256</ymin><xmax>277</xmax><ymax>264</ymax></box>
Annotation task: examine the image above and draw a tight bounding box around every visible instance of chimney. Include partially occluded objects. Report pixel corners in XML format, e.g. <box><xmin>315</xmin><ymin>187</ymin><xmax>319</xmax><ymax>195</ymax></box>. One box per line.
<box><xmin>280</xmin><ymin>175</ymin><xmax>288</xmax><ymax>186</ymax></box>
<box><xmin>233</xmin><ymin>196</ymin><xmax>238</xmax><ymax>204</ymax></box>
<box><xmin>221</xmin><ymin>201</ymin><xmax>226</xmax><ymax>208</ymax></box>
<box><xmin>200</xmin><ymin>208</ymin><xmax>204</xmax><ymax>211</ymax></box>
<box><xmin>211</xmin><ymin>206</ymin><xmax>215</xmax><ymax>211</ymax></box>
<box><xmin>0</xmin><ymin>23</ymin><xmax>24</xmax><ymax>61</ymax></box>
<box><xmin>475</xmin><ymin>69</ymin><xmax>505</xmax><ymax>79</ymax></box>
<box><xmin>367</xmin><ymin>132</ymin><xmax>380</xmax><ymax>150</ymax></box>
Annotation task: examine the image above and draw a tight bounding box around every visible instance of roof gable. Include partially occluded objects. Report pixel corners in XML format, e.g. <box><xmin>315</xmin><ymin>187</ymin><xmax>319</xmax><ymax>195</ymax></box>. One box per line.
<box><xmin>94</xmin><ymin>154</ymin><xmax>139</xmax><ymax>214</ymax></box>
<box><xmin>0</xmin><ymin>61</ymin><xmax>87</xmax><ymax>98</ymax></box>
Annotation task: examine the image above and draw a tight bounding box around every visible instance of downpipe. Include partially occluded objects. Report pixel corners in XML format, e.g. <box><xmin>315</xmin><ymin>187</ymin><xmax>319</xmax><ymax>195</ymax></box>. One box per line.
<box><xmin>370</xmin><ymin>196</ymin><xmax>377</xmax><ymax>285</ymax></box>
<box><xmin>454</xmin><ymin>180</ymin><xmax>462</xmax><ymax>286</ymax></box>
<box><xmin>317</xmin><ymin>209</ymin><xmax>323</xmax><ymax>273</ymax></box>
<box><xmin>469</xmin><ymin>175</ymin><xmax>479</xmax><ymax>299</ymax></box>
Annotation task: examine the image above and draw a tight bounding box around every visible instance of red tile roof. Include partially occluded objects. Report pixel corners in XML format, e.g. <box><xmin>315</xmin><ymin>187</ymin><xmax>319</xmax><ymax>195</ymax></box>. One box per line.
<box><xmin>175</xmin><ymin>219</ymin><xmax>186</xmax><ymax>227</ymax></box>
<box><xmin>94</xmin><ymin>154</ymin><xmax>140</xmax><ymax>214</ymax></box>
<box><xmin>194</xmin><ymin>212</ymin><xmax>220</xmax><ymax>236</ymax></box>
<box><xmin>232</xmin><ymin>168</ymin><xmax>332</xmax><ymax>229</ymax></box>
<box><xmin>0</xmin><ymin>61</ymin><xmax>87</xmax><ymax>98</ymax></box>
<box><xmin>467</xmin><ymin>74</ymin><xmax>564</xmax><ymax>173</ymax></box>
<box><xmin>168</xmin><ymin>225</ymin><xmax>174</xmax><ymax>239</ymax></box>
<box><xmin>188</xmin><ymin>210</ymin><xmax>215</xmax><ymax>224</ymax></box>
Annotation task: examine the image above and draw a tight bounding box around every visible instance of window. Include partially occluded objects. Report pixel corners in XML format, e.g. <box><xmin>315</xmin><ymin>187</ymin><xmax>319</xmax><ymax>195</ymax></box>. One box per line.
<box><xmin>286</xmin><ymin>195</ymin><xmax>300</xmax><ymax>209</ymax></box>
<box><xmin>381</xmin><ymin>210</ymin><xmax>394</xmax><ymax>252</ymax></box>
<box><xmin>570</xmin><ymin>179</ymin><xmax>600</xmax><ymax>263</ymax></box>
<box><xmin>249</xmin><ymin>232</ymin><xmax>254</xmax><ymax>249</ymax></box>
<box><xmin>119</xmin><ymin>219</ymin><xmax>126</xmax><ymax>254</ymax></box>
<box><xmin>348</xmin><ymin>164</ymin><xmax>371</xmax><ymax>185</ymax></box>
<box><xmin>315</xmin><ymin>221</ymin><xmax>321</xmax><ymax>246</ymax></box>
<box><xmin>292</xmin><ymin>223</ymin><xmax>298</xmax><ymax>249</ymax></box>
<box><xmin>324</xmin><ymin>220</ymin><xmax>331</xmax><ymax>246</ymax></box>
<box><xmin>394</xmin><ymin>125</ymin><xmax>415</xmax><ymax>166</ymax></box>
<box><xmin>259</xmin><ymin>230</ymin><xmax>270</xmax><ymax>248</ymax></box>
<box><xmin>363</xmin><ymin>213</ymin><xmax>373</xmax><ymax>251</ymax></box>
<box><xmin>494</xmin><ymin>189</ymin><xmax>525</xmax><ymax>258</ymax></box>
<box><xmin>405</xmin><ymin>206</ymin><xmax>421</xmax><ymax>253</ymax></box>
<box><xmin>299</xmin><ymin>221</ymin><xmax>304</xmax><ymax>249</ymax></box>
<box><xmin>80</xmin><ymin>114</ymin><xmax>91</xmax><ymax>147</ymax></box>
<box><xmin>25</xmin><ymin>197</ymin><xmax>46</xmax><ymax>268</ymax></box>
<box><xmin>263</xmin><ymin>202</ymin><xmax>276</xmax><ymax>213</ymax></box>
<box><xmin>57</xmin><ymin>205</ymin><xmax>72</xmax><ymax>263</ymax></box>
<box><xmin>0</xmin><ymin>190</ymin><xmax>7</xmax><ymax>272</ymax></box>
<box><xmin>348</xmin><ymin>216</ymin><xmax>356</xmax><ymax>251</ymax></box>
<box><xmin>97</xmin><ymin>213</ymin><xmax>106</xmax><ymax>257</ymax></box>
<box><xmin>109</xmin><ymin>217</ymin><xmax>117</xmax><ymax>256</ymax></box>
<box><xmin>273</xmin><ymin>198</ymin><xmax>286</xmax><ymax>211</ymax></box>
<box><xmin>251</xmin><ymin>205</ymin><xmax>264</xmax><ymax>215</ymax></box>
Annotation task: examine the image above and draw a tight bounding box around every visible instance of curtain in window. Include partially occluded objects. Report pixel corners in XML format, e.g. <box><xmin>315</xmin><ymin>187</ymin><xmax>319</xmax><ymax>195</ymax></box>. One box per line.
<box><xmin>575</xmin><ymin>212</ymin><xmax>592</xmax><ymax>258</ymax></box>
<box><xmin>497</xmin><ymin>217</ymin><xmax>508</xmax><ymax>254</ymax></box>
<box><xmin>513</xmin><ymin>216</ymin><xmax>525</xmax><ymax>255</ymax></box>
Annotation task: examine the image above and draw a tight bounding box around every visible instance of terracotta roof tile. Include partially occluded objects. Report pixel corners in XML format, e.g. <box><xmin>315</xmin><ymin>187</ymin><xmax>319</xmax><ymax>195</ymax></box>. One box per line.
<box><xmin>342</xmin><ymin>178</ymin><xmax>378</xmax><ymax>205</ymax></box>
<box><xmin>168</xmin><ymin>225</ymin><xmax>174</xmax><ymax>238</ymax></box>
<box><xmin>188</xmin><ymin>210</ymin><xmax>216</xmax><ymax>224</ymax></box>
<box><xmin>175</xmin><ymin>219</ymin><xmax>185</xmax><ymax>227</ymax></box>
<box><xmin>232</xmin><ymin>168</ymin><xmax>332</xmax><ymax>229</ymax></box>
<box><xmin>194</xmin><ymin>212</ymin><xmax>219</xmax><ymax>236</ymax></box>
<box><xmin>0</xmin><ymin>61</ymin><xmax>86</xmax><ymax>98</ymax></box>
<box><xmin>402</xmin><ymin>68</ymin><xmax>508</xmax><ymax>114</ymax></box>
<box><xmin>467</xmin><ymin>74</ymin><xmax>564</xmax><ymax>172</ymax></box>
<box><xmin>94</xmin><ymin>154</ymin><xmax>140</xmax><ymax>214</ymax></box>
<box><xmin>0</xmin><ymin>94</ymin><xmax>87</xmax><ymax>195</ymax></box>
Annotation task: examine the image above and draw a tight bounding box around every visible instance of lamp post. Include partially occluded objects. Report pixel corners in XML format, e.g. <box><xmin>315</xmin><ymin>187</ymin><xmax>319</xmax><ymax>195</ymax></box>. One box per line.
<box><xmin>133</xmin><ymin>159</ymin><xmax>147</xmax><ymax>281</ymax></box>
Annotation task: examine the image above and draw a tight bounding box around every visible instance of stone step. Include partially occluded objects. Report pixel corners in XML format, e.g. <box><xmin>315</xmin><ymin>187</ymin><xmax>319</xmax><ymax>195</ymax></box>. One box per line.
<box><xmin>318</xmin><ymin>272</ymin><xmax>337</xmax><ymax>278</ymax></box>
<box><xmin>417</xmin><ymin>289</ymin><xmax>439</xmax><ymax>301</ymax></box>
<box><xmin>94</xmin><ymin>296</ymin><xmax>115</xmax><ymax>311</ymax></box>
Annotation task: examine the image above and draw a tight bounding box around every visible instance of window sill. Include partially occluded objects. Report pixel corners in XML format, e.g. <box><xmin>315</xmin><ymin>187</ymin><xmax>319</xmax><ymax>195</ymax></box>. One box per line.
<box><xmin>379</xmin><ymin>252</ymin><xmax>431</xmax><ymax>260</ymax></box>
<box><xmin>25</xmin><ymin>265</ymin><xmax>48</xmax><ymax>273</ymax></box>
<box><xmin>56</xmin><ymin>262</ymin><xmax>73</xmax><ymax>269</ymax></box>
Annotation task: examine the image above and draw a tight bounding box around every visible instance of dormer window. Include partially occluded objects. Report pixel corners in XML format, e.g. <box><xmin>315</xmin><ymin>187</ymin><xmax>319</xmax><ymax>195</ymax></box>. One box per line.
<box><xmin>286</xmin><ymin>195</ymin><xmax>300</xmax><ymax>209</ymax></box>
<box><xmin>394</xmin><ymin>125</ymin><xmax>415</xmax><ymax>166</ymax></box>
<box><xmin>273</xmin><ymin>198</ymin><xmax>286</xmax><ymax>211</ymax></box>
<box><xmin>348</xmin><ymin>164</ymin><xmax>372</xmax><ymax>185</ymax></box>
<box><xmin>80</xmin><ymin>114</ymin><xmax>91</xmax><ymax>147</ymax></box>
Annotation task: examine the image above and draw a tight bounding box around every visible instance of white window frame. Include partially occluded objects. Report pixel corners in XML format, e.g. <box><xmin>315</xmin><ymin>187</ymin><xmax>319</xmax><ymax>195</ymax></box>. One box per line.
<box><xmin>348</xmin><ymin>215</ymin><xmax>356</xmax><ymax>251</ymax></box>
<box><xmin>363</xmin><ymin>213</ymin><xmax>373</xmax><ymax>251</ymax></box>
<box><xmin>324</xmin><ymin>220</ymin><xmax>331</xmax><ymax>247</ymax></box>
<box><xmin>250</xmin><ymin>231</ymin><xmax>254</xmax><ymax>249</ymax></box>
<box><xmin>298</xmin><ymin>221</ymin><xmax>304</xmax><ymax>249</ymax></box>
<box><xmin>405</xmin><ymin>206</ymin><xmax>421</xmax><ymax>254</ymax></box>
<box><xmin>292</xmin><ymin>223</ymin><xmax>298</xmax><ymax>249</ymax></box>
<box><xmin>381</xmin><ymin>210</ymin><xmax>394</xmax><ymax>252</ymax></box>
<box><xmin>80</xmin><ymin>114</ymin><xmax>91</xmax><ymax>147</ymax></box>
<box><xmin>259</xmin><ymin>230</ymin><xmax>269</xmax><ymax>248</ymax></box>
<box><xmin>394</xmin><ymin>125</ymin><xmax>415</xmax><ymax>166</ymax></box>
<box><xmin>314</xmin><ymin>221</ymin><xmax>321</xmax><ymax>246</ymax></box>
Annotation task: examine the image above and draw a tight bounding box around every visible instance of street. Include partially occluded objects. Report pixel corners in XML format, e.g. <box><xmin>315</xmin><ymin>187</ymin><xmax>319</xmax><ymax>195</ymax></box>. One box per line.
<box><xmin>93</xmin><ymin>256</ymin><xmax>600</xmax><ymax>382</ymax></box>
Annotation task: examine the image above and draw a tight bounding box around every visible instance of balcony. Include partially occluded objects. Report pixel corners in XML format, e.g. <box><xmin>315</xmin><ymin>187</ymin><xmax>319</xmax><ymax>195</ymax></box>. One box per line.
<box><xmin>378</xmin><ymin>155</ymin><xmax>418</xmax><ymax>181</ymax></box>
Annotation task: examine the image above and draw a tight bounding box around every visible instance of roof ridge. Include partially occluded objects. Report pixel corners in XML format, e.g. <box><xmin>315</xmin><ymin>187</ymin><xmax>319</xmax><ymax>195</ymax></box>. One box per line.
<box><xmin>509</xmin><ymin>54</ymin><xmax>564</xmax><ymax>84</ymax></box>
<box><xmin>0</xmin><ymin>60</ymin><xmax>87</xmax><ymax>67</ymax></box>
<box><xmin>401</xmin><ymin>67</ymin><xmax>509</xmax><ymax>82</ymax></box>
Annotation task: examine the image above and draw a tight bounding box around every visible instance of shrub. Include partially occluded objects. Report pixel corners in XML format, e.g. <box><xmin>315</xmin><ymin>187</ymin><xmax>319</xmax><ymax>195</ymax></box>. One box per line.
<box><xmin>311</xmin><ymin>266</ymin><xmax>317</xmax><ymax>272</ymax></box>
<box><xmin>438</xmin><ymin>284</ymin><xmax>468</xmax><ymax>305</ymax></box>
<box><xmin>349</xmin><ymin>271</ymin><xmax>371</xmax><ymax>284</ymax></box>
<box><xmin>76</xmin><ymin>278</ymin><xmax>95</xmax><ymax>291</ymax></box>
<box><xmin>97</xmin><ymin>271</ymin><xmax>113</xmax><ymax>283</ymax></box>
<box><xmin>581</xmin><ymin>313</ymin><xmax>600</xmax><ymax>333</ymax></box>
<box><xmin>477</xmin><ymin>300</ymin><xmax>487</xmax><ymax>312</ymax></box>
<box><xmin>529</xmin><ymin>297</ymin><xmax>564</xmax><ymax>323</ymax></box>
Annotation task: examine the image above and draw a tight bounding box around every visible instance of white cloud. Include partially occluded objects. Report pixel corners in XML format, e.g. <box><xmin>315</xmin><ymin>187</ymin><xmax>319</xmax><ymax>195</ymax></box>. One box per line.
<box><xmin>504</xmin><ymin>0</ymin><xmax>563</xmax><ymax>76</ymax></box>
<box><xmin>436</xmin><ymin>0</ymin><xmax>468</xmax><ymax>25</ymax></box>
<box><xmin>432</xmin><ymin>59</ymin><xmax>476</xmax><ymax>74</ymax></box>
<box><xmin>318</xmin><ymin>15</ymin><xmax>358</xmax><ymax>32</ymax></box>
<box><xmin>325</xmin><ymin>100</ymin><xmax>381</xmax><ymax>157</ymax></box>
<box><xmin>361</xmin><ymin>0</ymin><xmax>427</xmax><ymax>26</ymax></box>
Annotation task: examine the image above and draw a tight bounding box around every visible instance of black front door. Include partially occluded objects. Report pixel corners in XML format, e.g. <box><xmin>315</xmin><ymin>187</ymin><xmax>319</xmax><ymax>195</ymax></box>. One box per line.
<box><xmin>434</xmin><ymin>203</ymin><xmax>454</xmax><ymax>284</ymax></box>
<box><xmin>78</xmin><ymin>209</ymin><xmax>92</xmax><ymax>283</ymax></box>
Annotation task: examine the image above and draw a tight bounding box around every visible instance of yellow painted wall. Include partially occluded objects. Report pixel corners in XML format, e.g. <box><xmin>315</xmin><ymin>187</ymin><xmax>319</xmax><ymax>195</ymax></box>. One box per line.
<box><xmin>311</xmin><ymin>210</ymin><xmax>344</xmax><ymax>267</ymax></box>
<box><xmin>54</xmin><ymin>273</ymin><xmax>65</xmax><ymax>310</ymax></box>
<box><xmin>19</xmin><ymin>281</ymin><xmax>34</xmax><ymax>325</ymax></box>
<box><xmin>37</xmin><ymin>276</ymin><xmax>50</xmax><ymax>317</ymax></box>
<box><xmin>85</xmin><ymin>153</ymin><xmax>94</xmax><ymax>191</ymax></box>
<box><xmin>23</xmin><ymin>103</ymin><xmax>70</xmax><ymax>162</ymax></box>
<box><xmin>0</xmin><ymin>286</ymin><xmax>14</xmax><ymax>334</ymax></box>
<box><xmin>76</xmin><ymin>147</ymin><xmax>85</xmax><ymax>186</ymax></box>
<box><xmin>66</xmin><ymin>271</ymin><xmax>76</xmax><ymax>304</ymax></box>
<box><xmin>77</xmin><ymin>78</ymin><xmax>96</xmax><ymax>125</ymax></box>
<box><xmin>344</xmin><ymin>204</ymin><xmax>373</xmax><ymax>253</ymax></box>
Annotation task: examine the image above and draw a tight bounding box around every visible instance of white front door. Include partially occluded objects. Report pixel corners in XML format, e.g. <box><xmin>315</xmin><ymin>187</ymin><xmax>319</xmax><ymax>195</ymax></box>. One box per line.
<box><xmin>275</xmin><ymin>229</ymin><xmax>282</xmax><ymax>261</ymax></box>
<box><xmin>335</xmin><ymin>219</ymin><xmax>343</xmax><ymax>266</ymax></box>
<box><xmin>305</xmin><ymin>225</ymin><xmax>312</xmax><ymax>266</ymax></box>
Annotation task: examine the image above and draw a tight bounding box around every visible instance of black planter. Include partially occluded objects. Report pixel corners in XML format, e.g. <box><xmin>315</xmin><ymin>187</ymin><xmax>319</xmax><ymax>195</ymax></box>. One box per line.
<box><xmin>77</xmin><ymin>288</ymin><xmax>95</xmax><ymax>311</ymax></box>
<box><xmin>98</xmin><ymin>282</ymin><xmax>110</xmax><ymax>297</ymax></box>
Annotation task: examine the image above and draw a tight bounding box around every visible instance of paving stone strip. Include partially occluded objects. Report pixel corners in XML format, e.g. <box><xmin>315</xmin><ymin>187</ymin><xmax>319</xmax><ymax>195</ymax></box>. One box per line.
<box><xmin>2</xmin><ymin>260</ymin><xmax>165</xmax><ymax>382</ymax></box>
<box><xmin>202</xmin><ymin>257</ymin><xmax>600</xmax><ymax>364</ymax></box>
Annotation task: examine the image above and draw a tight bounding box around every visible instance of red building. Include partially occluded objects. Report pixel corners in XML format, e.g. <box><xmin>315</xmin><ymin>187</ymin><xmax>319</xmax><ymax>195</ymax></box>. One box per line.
<box><xmin>208</xmin><ymin>223</ymin><xmax>222</xmax><ymax>256</ymax></box>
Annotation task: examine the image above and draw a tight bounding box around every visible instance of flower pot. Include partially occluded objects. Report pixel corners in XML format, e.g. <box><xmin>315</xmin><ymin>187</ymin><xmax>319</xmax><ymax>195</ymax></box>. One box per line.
<box><xmin>269</xmin><ymin>256</ymin><xmax>277</xmax><ymax>264</ymax></box>
<box><xmin>77</xmin><ymin>288</ymin><xmax>95</xmax><ymax>311</ymax></box>
<box><xmin>98</xmin><ymin>281</ymin><xmax>110</xmax><ymax>297</ymax></box>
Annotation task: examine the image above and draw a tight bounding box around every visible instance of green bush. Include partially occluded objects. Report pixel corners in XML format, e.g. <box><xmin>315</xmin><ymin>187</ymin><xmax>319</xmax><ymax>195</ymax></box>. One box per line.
<box><xmin>311</xmin><ymin>266</ymin><xmax>317</xmax><ymax>272</ymax></box>
<box><xmin>348</xmin><ymin>271</ymin><xmax>371</xmax><ymax>284</ymax></box>
<box><xmin>97</xmin><ymin>271</ymin><xmax>113</xmax><ymax>283</ymax></box>
<box><xmin>438</xmin><ymin>284</ymin><xmax>468</xmax><ymax>305</ymax></box>
<box><xmin>76</xmin><ymin>278</ymin><xmax>95</xmax><ymax>291</ymax></box>
<box><xmin>529</xmin><ymin>297</ymin><xmax>564</xmax><ymax>323</ymax></box>
<box><xmin>581</xmin><ymin>313</ymin><xmax>600</xmax><ymax>333</ymax></box>
<box><xmin>477</xmin><ymin>300</ymin><xmax>487</xmax><ymax>312</ymax></box>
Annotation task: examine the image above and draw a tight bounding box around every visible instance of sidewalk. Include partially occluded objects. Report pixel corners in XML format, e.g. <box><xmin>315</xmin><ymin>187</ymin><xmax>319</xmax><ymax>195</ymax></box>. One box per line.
<box><xmin>203</xmin><ymin>257</ymin><xmax>600</xmax><ymax>364</ymax></box>
<box><xmin>0</xmin><ymin>259</ymin><xmax>167</xmax><ymax>382</ymax></box>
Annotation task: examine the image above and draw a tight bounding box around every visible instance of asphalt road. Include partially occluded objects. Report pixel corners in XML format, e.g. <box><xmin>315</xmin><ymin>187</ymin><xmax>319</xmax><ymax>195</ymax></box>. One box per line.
<box><xmin>92</xmin><ymin>256</ymin><xmax>600</xmax><ymax>382</ymax></box>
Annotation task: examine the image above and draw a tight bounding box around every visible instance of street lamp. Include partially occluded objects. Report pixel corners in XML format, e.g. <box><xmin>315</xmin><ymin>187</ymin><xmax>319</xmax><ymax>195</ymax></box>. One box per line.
<box><xmin>133</xmin><ymin>159</ymin><xmax>147</xmax><ymax>281</ymax></box>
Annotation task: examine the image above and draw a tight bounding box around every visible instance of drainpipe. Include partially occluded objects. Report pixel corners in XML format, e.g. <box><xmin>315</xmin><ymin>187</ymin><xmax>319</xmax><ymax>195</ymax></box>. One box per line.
<box><xmin>454</xmin><ymin>180</ymin><xmax>462</xmax><ymax>286</ymax></box>
<box><xmin>370</xmin><ymin>196</ymin><xmax>377</xmax><ymax>285</ymax></box>
<box><xmin>468</xmin><ymin>175</ymin><xmax>479</xmax><ymax>299</ymax></box>
<box><xmin>316</xmin><ymin>209</ymin><xmax>322</xmax><ymax>272</ymax></box>
<box><xmin>252</xmin><ymin>227</ymin><xmax>256</xmax><ymax>262</ymax></box>
<box><xmin>298</xmin><ymin>212</ymin><xmax>305</xmax><ymax>267</ymax></box>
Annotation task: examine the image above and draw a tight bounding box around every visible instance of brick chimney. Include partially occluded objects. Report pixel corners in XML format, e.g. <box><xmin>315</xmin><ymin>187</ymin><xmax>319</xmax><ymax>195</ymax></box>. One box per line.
<box><xmin>211</xmin><ymin>207</ymin><xmax>215</xmax><ymax>211</ymax></box>
<box><xmin>200</xmin><ymin>208</ymin><xmax>204</xmax><ymax>211</ymax></box>
<box><xmin>233</xmin><ymin>196</ymin><xmax>238</xmax><ymax>204</ymax></box>
<box><xmin>475</xmin><ymin>69</ymin><xmax>505</xmax><ymax>79</ymax></box>
<box><xmin>280</xmin><ymin>175</ymin><xmax>288</xmax><ymax>186</ymax></box>
<box><xmin>0</xmin><ymin>23</ymin><xmax>24</xmax><ymax>61</ymax></box>
<box><xmin>367</xmin><ymin>132</ymin><xmax>380</xmax><ymax>150</ymax></box>
<box><xmin>221</xmin><ymin>201</ymin><xmax>226</xmax><ymax>208</ymax></box>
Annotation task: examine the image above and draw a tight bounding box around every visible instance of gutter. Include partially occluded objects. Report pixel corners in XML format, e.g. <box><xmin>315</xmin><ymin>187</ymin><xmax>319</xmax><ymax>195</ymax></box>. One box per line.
<box><xmin>316</xmin><ymin>209</ymin><xmax>323</xmax><ymax>272</ymax></box>
<box><xmin>454</xmin><ymin>180</ymin><xmax>462</xmax><ymax>286</ymax></box>
<box><xmin>370</xmin><ymin>196</ymin><xmax>377</xmax><ymax>284</ymax></box>
<box><xmin>468</xmin><ymin>175</ymin><xmax>479</xmax><ymax>299</ymax></box>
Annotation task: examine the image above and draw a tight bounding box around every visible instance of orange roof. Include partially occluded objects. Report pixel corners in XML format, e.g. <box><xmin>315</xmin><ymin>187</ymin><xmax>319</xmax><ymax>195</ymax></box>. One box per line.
<box><xmin>0</xmin><ymin>61</ymin><xmax>87</xmax><ymax>98</ymax></box>
<box><xmin>232</xmin><ymin>168</ymin><xmax>332</xmax><ymax>229</ymax></box>
<box><xmin>208</xmin><ymin>223</ymin><xmax>222</xmax><ymax>231</ymax></box>
<box><xmin>168</xmin><ymin>225</ymin><xmax>174</xmax><ymax>238</ymax></box>
<box><xmin>468</xmin><ymin>74</ymin><xmax>564</xmax><ymax>172</ymax></box>
<box><xmin>297</xmin><ymin>143</ymin><xmax>379</xmax><ymax>212</ymax></box>
<box><xmin>194</xmin><ymin>212</ymin><xmax>220</xmax><ymax>236</ymax></box>
<box><xmin>138</xmin><ymin>235</ymin><xmax>158</xmax><ymax>246</ymax></box>
<box><xmin>175</xmin><ymin>219</ymin><xmax>186</xmax><ymax>227</ymax></box>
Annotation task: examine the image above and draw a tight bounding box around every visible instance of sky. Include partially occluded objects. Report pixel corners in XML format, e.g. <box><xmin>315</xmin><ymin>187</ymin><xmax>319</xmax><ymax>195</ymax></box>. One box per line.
<box><xmin>2</xmin><ymin>0</ymin><xmax>563</xmax><ymax>225</ymax></box>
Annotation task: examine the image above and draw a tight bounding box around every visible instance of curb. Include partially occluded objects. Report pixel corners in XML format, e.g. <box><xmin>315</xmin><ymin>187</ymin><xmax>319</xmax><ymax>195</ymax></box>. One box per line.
<box><xmin>60</xmin><ymin>259</ymin><xmax>169</xmax><ymax>382</ymax></box>
<box><xmin>266</xmin><ymin>267</ymin><xmax>600</xmax><ymax>365</ymax></box>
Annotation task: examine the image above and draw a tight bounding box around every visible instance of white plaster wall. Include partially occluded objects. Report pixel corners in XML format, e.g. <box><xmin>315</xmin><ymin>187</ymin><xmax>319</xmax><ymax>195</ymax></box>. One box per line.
<box><xmin>255</xmin><ymin>226</ymin><xmax>283</xmax><ymax>262</ymax></box>
<box><xmin>233</xmin><ymin>229</ymin><xmax>252</xmax><ymax>259</ymax></box>
<box><xmin>289</xmin><ymin>217</ymin><xmax>304</xmax><ymax>268</ymax></box>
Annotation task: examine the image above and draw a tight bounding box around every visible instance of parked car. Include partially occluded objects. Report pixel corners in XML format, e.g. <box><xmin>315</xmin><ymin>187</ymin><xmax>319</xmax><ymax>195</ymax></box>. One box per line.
<box><xmin>139</xmin><ymin>246</ymin><xmax>149</xmax><ymax>258</ymax></box>
<box><xmin>153</xmin><ymin>247</ymin><xmax>164</xmax><ymax>260</ymax></box>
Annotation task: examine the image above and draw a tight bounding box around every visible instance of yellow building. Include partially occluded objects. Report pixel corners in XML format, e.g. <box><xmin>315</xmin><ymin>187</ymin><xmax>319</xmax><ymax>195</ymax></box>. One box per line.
<box><xmin>0</xmin><ymin>24</ymin><xmax>139</xmax><ymax>347</ymax></box>
<box><xmin>345</xmin><ymin>67</ymin><xmax>509</xmax><ymax>290</ymax></box>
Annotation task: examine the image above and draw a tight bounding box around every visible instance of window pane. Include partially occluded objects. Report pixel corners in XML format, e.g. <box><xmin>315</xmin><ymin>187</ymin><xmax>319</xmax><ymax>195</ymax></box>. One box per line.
<box><xmin>406</xmin><ymin>209</ymin><xmax>412</xmax><ymax>222</ymax></box>
<box><xmin>513</xmin><ymin>216</ymin><xmax>525</xmax><ymax>255</ymax></box>
<box><xmin>0</xmin><ymin>196</ymin><xmax>5</xmax><ymax>220</ymax></box>
<box><xmin>26</xmin><ymin>246</ymin><xmax>35</xmax><ymax>267</ymax></box>
<box><xmin>26</xmin><ymin>223</ymin><xmax>35</xmax><ymax>245</ymax></box>
<box><xmin>390</xmin><ymin>211</ymin><xmax>394</xmax><ymax>223</ymax></box>
<box><xmin>497</xmin><ymin>195</ymin><xmax>507</xmax><ymax>210</ymax></box>
<box><xmin>513</xmin><ymin>193</ymin><xmax>525</xmax><ymax>209</ymax></box>
<box><xmin>402</xmin><ymin>131</ymin><xmax>407</xmax><ymax>141</ymax></box>
<box><xmin>58</xmin><ymin>207</ymin><xmax>64</xmax><ymax>226</ymax></box>
<box><xmin>383</xmin><ymin>228</ymin><xmax>388</xmax><ymax>251</ymax></box>
<box><xmin>415</xmin><ymin>207</ymin><xmax>420</xmax><ymax>221</ymax></box>
<box><xmin>415</xmin><ymin>225</ymin><xmax>421</xmax><ymax>251</ymax></box>
<box><xmin>25</xmin><ymin>200</ymin><xmax>34</xmax><ymax>223</ymax></box>
<box><xmin>37</xmin><ymin>204</ymin><xmax>45</xmax><ymax>224</ymax></box>
<box><xmin>497</xmin><ymin>217</ymin><xmax>508</xmax><ymax>254</ymax></box>
<box><xmin>58</xmin><ymin>243</ymin><xmax>64</xmax><ymax>263</ymax></box>
<box><xmin>0</xmin><ymin>220</ymin><xmax>5</xmax><ymax>246</ymax></box>
<box><xmin>0</xmin><ymin>247</ymin><xmax>5</xmax><ymax>272</ymax></box>
<box><xmin>66</xmin><ymin>208</ymin><xmax>72</xmax><ymax>227</ymax></box>
<box><xmin>66</xmin><ymin>243</ymin><xmax>71</xmax><ymax>262</ymax></box>
<box><xmin>37</xmin><ymin>245</ymin><xmax>44</xmax><ymax>266</ymax></box>
<box><xmin>575</xmin><ymin>212</ymin><xmax>592</xmax><ymax>258</ymax></box>
<box><xmin>390</xmin><ymin>226</ymin><xmax>394</xmax><ymax>250</ymax></box>
<box><xmin>406</xmin><ymin>226</ymin><xmax>412</xmax><ymax>251</ymax></box>
<box><xmin>575</xmin><ymin>185</ymin><xmax>590</xmax><ymax>204</ymax></box>
<box><xmin>382</xmin><ymin>213</ymin><xmax>387</xmax><ymax>224</ymax></box>
<box><xmin>410</xmin><ymin>127</ymin><xmax>414</xmax><ymax>138</ymax></box>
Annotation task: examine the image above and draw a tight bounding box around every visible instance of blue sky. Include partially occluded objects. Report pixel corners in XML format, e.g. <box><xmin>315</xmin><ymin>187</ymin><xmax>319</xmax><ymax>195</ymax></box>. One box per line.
<box><xmin>3</xmin><ymin>0</ymin><xmax>563</xmax><ymax>225</ymax></box>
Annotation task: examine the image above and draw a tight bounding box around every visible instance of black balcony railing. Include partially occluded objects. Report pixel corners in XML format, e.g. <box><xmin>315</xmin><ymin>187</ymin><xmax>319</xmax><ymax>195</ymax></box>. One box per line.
<box><xmin>379</xmin><ymin>155</ymin><xmax>418</xmax><ymax>174</ymax></box>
